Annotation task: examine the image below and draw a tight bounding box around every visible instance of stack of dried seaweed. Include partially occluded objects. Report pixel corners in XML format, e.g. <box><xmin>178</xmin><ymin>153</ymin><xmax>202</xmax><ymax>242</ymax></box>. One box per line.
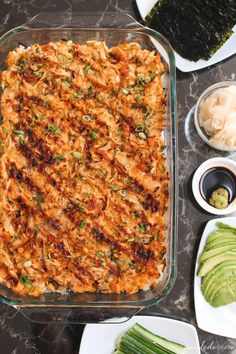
<box><xmin>145</xmin><ymin>0</ymin><xmax>236</xmax><ymax>61</ymax></box>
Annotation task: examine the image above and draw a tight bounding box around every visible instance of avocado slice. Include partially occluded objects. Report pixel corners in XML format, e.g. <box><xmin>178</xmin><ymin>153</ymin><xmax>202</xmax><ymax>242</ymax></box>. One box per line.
<box><xmin>199</xmin><ymin>244</ymin><xmax>236</xmax><ymax>262</ymax></box>
<box><xmin>205</xmin><ymin>236</ymin><xmax>236</xmax><ymax>250</ymax></box>
<box><xmin>206</xmin><ymin>229</ymin><xmax>236</xmax><ymax>244</ymax></box>
<box><xmin>205</xmin><ymin>276</ymin><xmax>236</xmax><ymax>305</ymax></box>
<box><xmin>201</xmin><ymin>261</ymin><xmax>236</xmax><ymax>297</ymax></box>
<box><xmin>198</xmin><ymin>251</ymin><xmax>236</xmax><ymax>277</ymax></box>
<box><xmin>216</xmin><ymin>222</ymin><xmax>236</xmax><ymax>232</ymax></box>
<box><xmin>211</xmin><ymin>283</ymin><xmax>236</xmax><ymax>307</ymax></box>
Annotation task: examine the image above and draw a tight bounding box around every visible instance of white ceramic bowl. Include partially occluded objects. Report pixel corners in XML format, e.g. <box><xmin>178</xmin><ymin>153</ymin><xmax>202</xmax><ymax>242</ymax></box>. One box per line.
<box><xmin>194</xmin><ymin>81</ymin><xmax>236</xmax><ymax>152</ymax></box>
<box><xmin>192</xmin><ymin>157</ymin><xmax>236</xmax><ymax>215</ymax></box>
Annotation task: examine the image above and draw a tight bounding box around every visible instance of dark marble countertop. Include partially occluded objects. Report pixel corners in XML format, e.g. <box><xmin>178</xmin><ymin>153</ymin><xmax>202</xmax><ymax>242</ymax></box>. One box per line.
<box><xmin>0</xmin><ymin>0</ymin><xmax>236</xmax><ymax>353</ymax></box>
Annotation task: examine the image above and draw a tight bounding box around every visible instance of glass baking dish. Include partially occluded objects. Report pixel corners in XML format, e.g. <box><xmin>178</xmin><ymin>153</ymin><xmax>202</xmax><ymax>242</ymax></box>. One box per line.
<box><xmin>0</xmin><ymin>12</ymin><xmax>177</xmax><ymax>323</ymax></box>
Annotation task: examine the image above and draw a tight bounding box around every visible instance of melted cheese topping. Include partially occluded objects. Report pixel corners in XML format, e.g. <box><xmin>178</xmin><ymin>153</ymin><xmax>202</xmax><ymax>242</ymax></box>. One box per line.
<box><xmin>0</xmin><ymin>41</ymin><xmax>168</xmax><ymax>296</ymax></box>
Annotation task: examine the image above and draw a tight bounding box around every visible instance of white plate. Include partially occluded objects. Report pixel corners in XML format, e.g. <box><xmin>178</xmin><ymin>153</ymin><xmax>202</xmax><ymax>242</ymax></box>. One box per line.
<box><xmin>194</xmin><ymin>217</ymin><xmax>236</xmax><ymax>338</ymax></box>
<box><xmin>79</xmin><ymin>315</ymin><xmax>200</xmax><ymax>354</ymax></box>
<box><xmin>136</xmin><ymin>0</ymin><xmax>236</xmax><ymax>72</ymax></box>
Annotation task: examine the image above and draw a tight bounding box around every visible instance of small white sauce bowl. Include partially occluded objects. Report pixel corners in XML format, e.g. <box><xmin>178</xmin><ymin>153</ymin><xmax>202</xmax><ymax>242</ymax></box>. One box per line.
<box><xmin>194</xmin><ymin>81</ymin><xmax>236</xmax><ymax>152</ymax></box>
<box><xmin>192</xmin><ymin>157</ymin><xmax>236</xmax><ymax>215</ymax></box>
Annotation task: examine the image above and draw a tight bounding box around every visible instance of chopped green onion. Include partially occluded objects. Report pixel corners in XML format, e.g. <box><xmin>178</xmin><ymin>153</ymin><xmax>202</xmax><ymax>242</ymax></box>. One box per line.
<box><xmin>124</xmin><ymin>178</ymin><xmax>133</xmax><ymax>184</ymax></box>
<box><xmin>84</xmin><ymin>64</ymin><xmax>91</xmax><ymax>72</ymax></box>
<box><xmin>73</xmin><ymin>151</ymin><xmax>83</xmax><ymax>159</ymax></box>
<box><xmin>139</xmin><ymin>223</ymin><xmax>146</xmax><ymax>234</ymax></box>
<box><xmin>45</xmin><ymin>123</ymin><xmax>62</xmax><ymax>134</ymax></box>
<box><xmin>91</xmin><ymin>131</ymin><xmax>98</xmax><ymax>139</ymax></box>
<box><xmin>121</xmin><ymin>88</ymin><xmax>129</xmax><ymax>95</ymax></box>
<box><xmin>96</xmin><ymin>251</ymin><xmax>105</xmax><ymax>258</ymax></box>
<box><xmin>79</xmin><ymin>220</ymin><xmax>86</xmax><ymax>229</ymax></box>
<box><xmin>82</xmin><ymin>115</ymin><xmax>92</xmax><ymax>122</ymax></box>
<box><xmin>19</xmin><ymin>275</ymin><xmax>32</xmax><ymax>288</ymax></box>
<box><xmin>23</xmin><ymin>260</ymin><xmax>32</xmax><ymax>268</ymax></box>
<box><xmin>120</xmin><ymin>190</ymin><xmax>127</xmax><ymax>200</ymax></box>
<box><xmin>33</xmin><ymin>193</ymin><xmax>42</xmax><ymax>209</ymax></box>
<box><xmin>138</xmin><ymin>132</ymin><xmax>147</xmax><ymax>140</ymax></box>
<box><xmin>33</xmin><ymin>70</ymin><xmax>42</xmax><ymax>77</ymax></box>
<box><xmin>135</xmin><ymin>125</ymin><xmax>144</xmax><ymax>132</ymax></box>
<box><xmin>13</xmin><ymin>130</ymin><xmax>24</xmax><ymax>136</ymax></box>
<box><xmin>109</xmin><ymin>184</ymin><xmax>120</xmax><ymax>191</ymax></box>
<box><xmin>55</xmin><ymin>153</ymin><xmax>64</xmax><ymax>161</ymax></box>
<box><xmin>154</xmin><ymin>234</ymin><xmax>158</xmax><ymax>240</ymax></box>
<box><xmin>63</xmin><ymin>80</ymin><xmax>71</xmax><ymax>87</ymax></box>
<box><xmin>78</xmin><ymin>205</ymin><xmax>85</xmax><ymax>212</ymax></box>
<box><xmin>44</xmin><ymin>101</ymin><xmax>50</xmax><ymax>107</ymax></box>
<box><xmin>149</xmin><ymin>71</ymin><xmax>157</xmax><ymax>79</ymax></box>
<box><xmin>136</xmin><ymin>95</ymin><xmax>142</xmax><ymax>103</ymax></box>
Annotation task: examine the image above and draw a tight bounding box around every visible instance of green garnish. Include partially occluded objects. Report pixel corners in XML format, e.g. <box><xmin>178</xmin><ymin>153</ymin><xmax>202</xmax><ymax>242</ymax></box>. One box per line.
<box><xmin>63</xmin><ymin>80</ymin><xmax>71</xmax><ymax>87</ymax></box>
<box><xmin>139</xmin><ymin>223</ymin><xmax>146</xmax><ymax>234</ymax></box>
<box><xmin>120</xmin><ymin>190</ymin><xmax>127</xmax><ymax>200</ymax></box>
<box><xmin>149</xmin><ymin>71</ymin><xmax>157</xmax><ymax>79</ymax></box>
<box><xmin>138</xmin><ymin>132</ymin><xmax>147</xmax><ymax>140</ymax></box>
<box><xmin>33</xmin><ymin>70</ymin><xmax>42</xmax><ymax>77</ymax></box>
<box><xmin>91</xmin><ymin>131</ymin><xmax>98</xmax><ymax>139</ymax></box>
<box><xmin>85</xmin><ymin>191</ymin><xmax>91</xmax><ymax>201</ymax></box>
<box><xmin>23</xmin><ymin>260</ymin><xmax>32</xmax><ymax>268</ymax></box>
<box><xmin>73</xmin><ymin>151</ymin><xmax>83</xmax><ymax>159</ymax></box>
<box><xmin>154</xmin><ymin>234</ymin><xmax>158</xmax><ymax>240</ymax></box>
<box><xmin>45</xmin><ymin>123</ymin><xmax>62</xmax><ymax>135</ymax></box>
<box><xmin>71</xmin><ymin>90</ymin><xmax>83</xmax><ymax>99</ymax></box>
<box><xmin>109</xmin><ymin>184</ymin><xmax>120</xmax><ymax>191</ymax></box>
<box><xmin>143</xmin><ymin>105</ymin><xmax>151</xmax><ymax>118</ymax></box>
<box><xmin>124</xmin><ymin>178</ymin><xmax>133</xmax><ymax>184</ymax></box>
<box><xmin>121</xmin><ymin>88</ymin><xmax>129</xmax><ymax>95</ymax></box>
<box><xmin>55</xmin><ymin>153</ymin><xmax>64</xmax><ymax>161</ymax></box>
<box><xmin>19</xmin><ymin>275</ymin><xmax>32</xmax><ymax>288</ymax></box>
<box><xmin>78</xmin><ymin>205</ymin><xmax>85</xmax><ymax>212</ymax></box>
<box><xmin>135</xmin><ymin>125</ymin><xmax>144</xmax><ymax>132</ymax></box>
<box><xmin>13</xmin><ymin>130</ymin><xmax>24</xmax><ymax>136</ymax></box>
<box><xmin>84</xmin><ymin>64</ymin><xmax>91</xmax><ymax>72</ymax></box>
<box><xmin>79</xmin><ymin>220</ymin><xmax>86</xmax><ymax>229</ymax></box>
<box><xmin>96</xmin><ymin>251</ymin><xmax>105</xmax><ymax>258</ymax></box>
<box><xmin>136</xmin><ymin>95</ymin><xmax>142</xmax><ymax>104</ymax></box>
<box><xmin>33</xmin><ymin>193</ymin><xmax>42</xmax><ymax>209</ymax></box>
<box><xmin>44</xmin><ymin>101</ymin><xmax>50</xmax><ymax>107</ymax></box>
<box><xmin>34</xmin><ymin>228</ymin><xmax>39</xmax><ymax>236</ymax></box>
<box><xmin>82</xmin><ymin>115</ymin><xmax>92</xmax><ymax>122</ymax></box>
<box><xmin>138</xmin><ymin>223</ymin><xmax>150</xmax><ymax>234</ymax></box>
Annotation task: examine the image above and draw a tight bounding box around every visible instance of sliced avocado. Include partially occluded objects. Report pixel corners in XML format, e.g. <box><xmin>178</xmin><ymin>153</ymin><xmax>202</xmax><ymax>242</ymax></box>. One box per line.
<box><xmin>216</xmin><ymin>222</ymin><xmax>236</xmax><ymax>232</ymax></box>
<box><xmin>205</xmin><ymin>276</ymin><xmax>236</xmax><ymax>305</ymax></box>
<box><xmin>199</xmin><ymin>244</ymin><xmax>236</xmax><ymax>262</ymax></box>
<box><xmin>205</xmin><ymin>236</ymin><xmax>236</xmax><ymax>250</ymax></box>
<box><xmin>211</xmin><ymin>282</ymin><xmax>236</xmax><ymax>307</ymax></box>
<box><xmin>201</xmin><ymin>262</ymin><xmax>236</xmax><ymax>297</ymax></box>
<box><xmin>198</xmin><ymin>251</ymin><xmax>236</xmax><ymax>277</ymax></box>
<box><xmin>206</xmin><ymin>229</ymin><xmax>236</xmax><ymax>244</ymax></box>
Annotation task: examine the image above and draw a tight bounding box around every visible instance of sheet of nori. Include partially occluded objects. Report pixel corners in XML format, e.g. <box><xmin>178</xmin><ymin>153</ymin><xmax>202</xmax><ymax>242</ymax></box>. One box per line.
<box><xmin>145</xmin><ymin>0</ymin><xmax>236</xmax><ymax>61</ymax></box>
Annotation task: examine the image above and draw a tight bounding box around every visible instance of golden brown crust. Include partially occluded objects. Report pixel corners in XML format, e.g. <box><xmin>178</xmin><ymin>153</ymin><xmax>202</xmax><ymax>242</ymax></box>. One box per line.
<box><xmin>0</xmin><ymin>40</ymin><xmax>168</xmax><ymax>296</ymax></box>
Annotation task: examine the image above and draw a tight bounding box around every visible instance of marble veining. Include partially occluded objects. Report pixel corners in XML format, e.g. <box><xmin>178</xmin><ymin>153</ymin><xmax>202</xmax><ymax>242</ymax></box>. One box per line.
<box><xmin>0</xmin><ymin>0</ymin><xmax>236</xmax><ymax>353</ymax></box>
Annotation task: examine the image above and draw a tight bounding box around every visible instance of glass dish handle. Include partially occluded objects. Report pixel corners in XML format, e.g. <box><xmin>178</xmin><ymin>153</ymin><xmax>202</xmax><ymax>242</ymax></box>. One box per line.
<box><xmin>14</xmin><ymin>306</ymin><xmax>142</xmax><ymax>324</ymax></box>
<box><xmin>21</xmin><ymin>12</ymin><xmax>143</xmax><ymax>30</ymax></box>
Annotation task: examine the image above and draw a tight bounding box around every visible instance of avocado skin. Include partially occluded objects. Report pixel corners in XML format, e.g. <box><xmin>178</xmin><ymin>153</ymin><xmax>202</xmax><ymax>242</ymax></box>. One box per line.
<box><xmin>201</xmin><ymin>261</ymin><xmax>236</xmax><ymax>297</ymax></box>
<box><xmin>199</xmin><ymin>243</ymin><xmax>236</xmax><ymax>262</ymax></box>
<box><xmin>211</xmin><ymin>283</ymin><xmax>236</xmax><ymax>307</ymax></box>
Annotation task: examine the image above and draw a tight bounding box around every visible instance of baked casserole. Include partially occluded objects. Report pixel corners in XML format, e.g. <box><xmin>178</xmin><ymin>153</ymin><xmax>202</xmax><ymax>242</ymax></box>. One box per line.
<box><xmin>0</xmin><ymin>40</ymin><xmax>168</xmax><ymax>296</ymax></box>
